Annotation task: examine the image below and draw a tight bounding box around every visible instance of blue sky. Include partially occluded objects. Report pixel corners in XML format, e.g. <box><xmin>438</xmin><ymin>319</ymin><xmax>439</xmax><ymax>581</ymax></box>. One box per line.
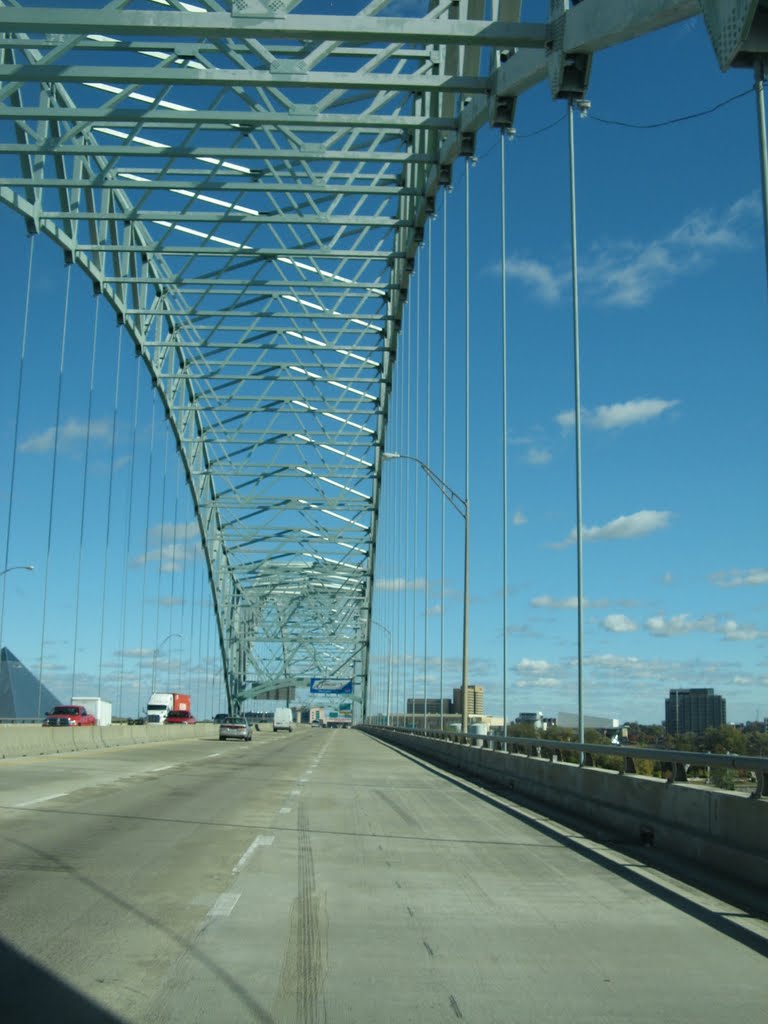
<box><xmin>0</xmin><ymin>6</ymin><xmax>766</xmax><ymax>725</ymax></box>
<box><xmin>371</xmin><ymin>10</ymin><xmax>768</xmax><ymax>726</ymax></box>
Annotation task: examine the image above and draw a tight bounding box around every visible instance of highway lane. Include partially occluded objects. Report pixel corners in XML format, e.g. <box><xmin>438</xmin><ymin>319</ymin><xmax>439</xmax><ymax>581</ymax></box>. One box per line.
<box><xmin>0</xmin><ymin>728</ymin><xmax>766</xmax><ymax>1023</ymax></box>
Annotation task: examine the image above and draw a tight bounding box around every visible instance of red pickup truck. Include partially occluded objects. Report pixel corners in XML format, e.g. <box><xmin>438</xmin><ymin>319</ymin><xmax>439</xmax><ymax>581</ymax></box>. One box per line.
<box><xmin>43</xmin><ymin>705</ymin><xmax>97</xmax><ymax>727</ymax></box>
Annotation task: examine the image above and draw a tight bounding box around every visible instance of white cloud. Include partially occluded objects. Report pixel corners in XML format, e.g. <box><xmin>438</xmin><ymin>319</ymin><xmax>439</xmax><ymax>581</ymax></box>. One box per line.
<box><xmin>721</xmin><ymin>621</ymin><xmax>763</xmax><ymax>642</ymax></box>
<box><xmin>515</xmin><ymin>658</ymin><xmax>553</xmax><ymax>673</ymax></box>
<box><xmin>602</xmin><ymin>614</ymin><xmax>638</xmax><ymax>633</ymax></box>
<box><xmin>531</xmin><ymin>594</ymin><xmax>608</xmax><ymax>609</ymax></box>
<box><xmin>584</xmin><ymin>196</ymin><xmax>758</xmax><ymax>307</ymax></box>
<box><xmin>503</xmin><ymin>256</ymin><xmax>562</xmax><ymax>303</ymax></box>
<box><xmin>645</xmin><ymin>614</ymin><xmax>767</xmax><ymax>641</ymax></box>
<box><xmin>711</xmin><ymin>568</ymin><xmax>768</xmax><ymax>588</ymax></box>
<box><xmin>525</xmin><ymin>447</ymin><xmax>551</xmax><ymax>465</ymax></box>
<box><xmin>645</xmin><ymin>613</ymin><xmax>713</xmax><ymax>637</ymax></box>
<box><xmin>531</xmin><ymin>595</ymin><xmax>578</xmax><ymax>609</ymax></box>
<box><xmin>556</xmin><ymin>398</ymin><xmax>679</xmax><ymax>431</ymax></box>
<box><xmin>556</xmin><ymin>510</ymin><xmax>672</xmax><ymax>546</ymax></box>
<box><xmin>20</xmin><ymin>417</ymin><xmax>112</xmax><ymax>454</ymax></box>
<box><xmin>593</xmin><ymin>398</ymin><xmax>679</xmax><ymax>429</ymax></box>
<box><xmin>512</xmin><ymin>509</ymin><xmax>527</xmax><ymax>526</ymax></box>
<box><xmin>499</xmin><ymin>198</ymin><xmax>758</xmax><ymax>310</ymax></box>
<box><xmin>148</xmin><ymin>521</ymin><xmax>199</xmax><ymax>544</ymax></box>
<box><xmin>376</xmin><ymin>577</ymin><xmax>426</xmax><ymax>592</ymax></box>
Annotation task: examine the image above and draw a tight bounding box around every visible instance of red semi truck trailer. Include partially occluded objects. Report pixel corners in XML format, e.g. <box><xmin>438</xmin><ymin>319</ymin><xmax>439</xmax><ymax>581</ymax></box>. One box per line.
<box><xmin>146</xmin><ymin>692</ymin><xmax>191</xmax><ymax>724</ymax></box>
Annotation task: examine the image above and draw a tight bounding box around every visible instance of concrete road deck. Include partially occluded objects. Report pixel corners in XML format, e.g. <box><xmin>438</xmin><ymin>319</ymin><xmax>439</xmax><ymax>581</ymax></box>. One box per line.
<box><xmin>0</xmin><ymin>728</ymin><xmax>765</xmax><ymax>1023</ymax></box>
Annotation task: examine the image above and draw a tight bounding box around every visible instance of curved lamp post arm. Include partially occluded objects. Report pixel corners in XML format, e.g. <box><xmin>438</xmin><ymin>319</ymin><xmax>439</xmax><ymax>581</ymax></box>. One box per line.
<box><xmin>382</xmin><ymin>451</ymin><xmax>470</xmax><ymax>733</ymax></box>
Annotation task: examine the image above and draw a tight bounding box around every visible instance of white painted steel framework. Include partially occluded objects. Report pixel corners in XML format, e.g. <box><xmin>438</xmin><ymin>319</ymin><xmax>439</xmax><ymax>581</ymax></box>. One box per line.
<box><xmin>0</xmin><ymin>1</ymin><xmax>763</xmax><ymax>709</ymax></box>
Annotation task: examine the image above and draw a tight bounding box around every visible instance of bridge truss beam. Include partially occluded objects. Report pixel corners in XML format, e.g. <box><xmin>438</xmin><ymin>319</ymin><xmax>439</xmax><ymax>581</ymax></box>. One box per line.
<box><xmin>0</xmin><ymin>0</ymin><xmax>758</xmax><ymax>710</ymax></box>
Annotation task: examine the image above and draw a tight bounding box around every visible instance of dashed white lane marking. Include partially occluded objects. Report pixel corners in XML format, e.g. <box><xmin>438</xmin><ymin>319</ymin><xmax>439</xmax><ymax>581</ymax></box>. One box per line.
<box><xmin>233</xmin><ymin>834</ymin><xmax>275</xmax><ymax>874</ymax></box>
<box><xmin>206</xmin><ymin>753</ymin><xmax>223</xmax><ymax>758</ymax></box>
<box><xmin>15</xmin><ymin>792</ymin><xmax>68</xmax><ymax>807</ymax></box>
<box><xmin>279</xmin><ymin>806</ymin><xmax>292</xmax><ymax>814</ymax></box>
<box><xmin>291</xmin><ymin>789</ymin><xmax>301</xmax><ymax>796</ymax></box>
<box><xmin>208</xmin><ymin>893</ymin><xmax>240</xmax><ymax>918</ymax></box>
<box><xmin>149</xmin><ymin>765</ymin><xmax>177</xmax><ymax>773</ymax></box>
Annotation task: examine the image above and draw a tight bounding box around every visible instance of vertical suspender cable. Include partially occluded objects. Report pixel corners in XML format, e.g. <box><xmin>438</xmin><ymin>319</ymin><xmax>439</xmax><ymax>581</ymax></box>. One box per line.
<box><xmin>38</xmin><ymin>262</ymin><xmax>72</xmax><ymax>707</ymax></box>
<box><xmin>178</xmin><ymin>479</ymin><xmax>189</xmax><ymax>696</ymax></box>
<box><xmin>138</xmin><ymin>400</ymin><xmax>157</xmax><ymax>714</ymax></box>
<box><xmin>423</xmin><ymin>221</ymin><xmax>432</xmax><ymax>732</ymax></box>
<box><xmin>461</xmin><ymin>164</ymin><xmax>470</xmax><ymax>734</ymax></box>
<box><xmin>568</xmin><ymin>101</ymin><xmax>586</xmax><ymax>753</ymax></box>
<box><xmin>120</xmin><ymin>356</ymin><xmax>141</xmax><ymax>706</ymax></box>
<box><xmin>500</xmin><ymin>136</ymin><xmax>510</xmax><ymax>741</ymax></box>
<box><xmin>404</xmin><ymin>294</ymin><xmax>412</xmax><ymax>726</ymax></box>
<box><xmin>754</xmin><ymin>60</ymin><xmax>768</xmax><ymax>292</ymax></box>
<box><xmin>71</xmin><ymin>296</ymin><xmax>101</xmax><ymax>693</ymax></box>
<box><xmin>394</xmin><ymin>302</ymin><xmax>402</xmax><ymax>725</ymax></box>
<box><xmin>155</xmin><ymin>429</ymin><xmax>170</xmax><ymax>658</ymax></box>
<box><xmin>440</xmin><ymin>192</ymin><xmax>448</xmax><ymax>732</ymax></box>
<box><xmin>97</xmin><ymin>326</ymin><xmax>124</xmax><ymax>697</ymax></box>
<box><xmin>1</xmin><ymin>234</ymin><xmax>35</xmax><ymax>645</ymax></box>
<box><xmin>167</xmin><ymin>458</ymin><xmax>181</xmax><ymax>689</ymax></box>
<box><xmin>195</xmin><ymin>555</ymin><xmax>205</xmax><ymax>710</ymax></box>
<box><xmin>412</xmin><ymin>251</ymin><xmax>420</xmax><ymax>730</ymax></box>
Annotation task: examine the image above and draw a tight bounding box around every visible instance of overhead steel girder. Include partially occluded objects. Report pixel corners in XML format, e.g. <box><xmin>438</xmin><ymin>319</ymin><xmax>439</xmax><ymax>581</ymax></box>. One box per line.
<box><xmin>0</xmin><ymin>1</ymin><xmax>732</xmax><ymax>709</ymax></box>
<box><xmin>0</xmin><ymin>10</ymin><xmax>547</xmax><ymax>48</ymax></box>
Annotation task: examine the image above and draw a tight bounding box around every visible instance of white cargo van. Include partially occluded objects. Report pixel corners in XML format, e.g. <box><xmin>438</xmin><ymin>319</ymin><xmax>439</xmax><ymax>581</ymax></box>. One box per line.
<box><xmin>273</xmin><ymin>707</ymin><xmax>293</xmax><ymax>732</ymax></box>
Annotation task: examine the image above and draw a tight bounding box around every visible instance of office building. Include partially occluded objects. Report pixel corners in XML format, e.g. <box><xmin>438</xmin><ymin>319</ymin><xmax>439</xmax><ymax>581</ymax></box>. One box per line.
<box><xmin>452</xmin><ymin>685</ymin><xmax>484</xmax><ymax>716</ymax></box>
<box><xmin>665</xmin><ymin>688</ymin><xmax>726</xmax><ymax>734</ymax></box>
<box><xmin>406</xmin><ymin>698</ymin><xmax>452</xmax><ymax>716</ymax></box>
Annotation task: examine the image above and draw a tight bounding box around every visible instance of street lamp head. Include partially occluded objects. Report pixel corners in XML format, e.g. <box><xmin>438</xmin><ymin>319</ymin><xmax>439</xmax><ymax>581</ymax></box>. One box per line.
<box><xmin>0</xmin><ymin>564</ymin><xmax>34</xmax><ymax>576</ymax></box>
<box><xmin>381</xmin><ymin>452</ymin><xmax>400</xmax><ymax>460</ymax></box>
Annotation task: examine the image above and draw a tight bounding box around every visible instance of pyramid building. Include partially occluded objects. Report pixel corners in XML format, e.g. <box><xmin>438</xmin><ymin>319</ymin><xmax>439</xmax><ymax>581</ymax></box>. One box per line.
<box><xmin>0</xmin><ymin>647</ymin><xmax>61</xmax><ymax>719</ymax></box>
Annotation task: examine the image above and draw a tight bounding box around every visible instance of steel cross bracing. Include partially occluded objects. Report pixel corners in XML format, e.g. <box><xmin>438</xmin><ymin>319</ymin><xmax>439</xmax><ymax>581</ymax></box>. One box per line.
<box><xmin>0</xmin><ymin>1</ymin><xmax>760</xmax><ymax>708</ymax></box>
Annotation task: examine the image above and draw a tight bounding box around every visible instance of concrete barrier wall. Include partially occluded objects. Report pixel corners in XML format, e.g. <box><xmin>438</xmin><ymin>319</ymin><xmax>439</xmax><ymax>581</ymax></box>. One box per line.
<box><xmin>0</xmin><ymin>723</ymin><xmax>217</xmax><ymax>759</ymax></box>
<box><xmin>366</xmin><ymin>728</ymin><xmax>768</xmax><ymax>890</ymax></box>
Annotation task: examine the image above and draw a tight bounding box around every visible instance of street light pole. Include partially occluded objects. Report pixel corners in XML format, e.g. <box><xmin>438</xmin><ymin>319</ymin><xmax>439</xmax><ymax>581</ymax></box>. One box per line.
<box><xmin>382</xmin><ymin>452</ymin><xmax>469</xmax><ymax>733</ymax></box>
<box><xmin>152</xmin><ymin>632</ymin><xmax>181</xmax><ymax>690</ymax></box>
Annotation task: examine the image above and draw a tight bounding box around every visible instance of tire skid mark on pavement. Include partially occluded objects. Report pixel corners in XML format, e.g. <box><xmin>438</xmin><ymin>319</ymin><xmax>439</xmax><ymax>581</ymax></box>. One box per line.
<box><xmin>273</xmin><ymin>802</ymin><xmax>328</xmax><ymax>1024</ymax></box>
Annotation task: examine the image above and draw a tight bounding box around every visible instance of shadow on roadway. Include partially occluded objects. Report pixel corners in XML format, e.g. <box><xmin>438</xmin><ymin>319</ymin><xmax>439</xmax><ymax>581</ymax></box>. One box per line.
<box><xmin>2</xmin><ymin>835</ymin><xmax>278</xmax><ymax>1024</ymax></box>
<box><xmin>368</xmin><ymin>734</ymin><xmax>768</xmax><ymax>961</ymax></box>
<box><xmin>0</xmin><ymin>937</ymin><xmax>130</xmax><ymax>1023</ymax></box>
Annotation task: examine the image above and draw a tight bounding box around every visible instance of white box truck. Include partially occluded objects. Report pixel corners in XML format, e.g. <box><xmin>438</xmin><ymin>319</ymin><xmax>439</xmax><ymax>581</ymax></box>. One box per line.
<box><xmin>72</xmin><ymin>697</ymin><xmax>112</xmax><ymax>726</ymax></box>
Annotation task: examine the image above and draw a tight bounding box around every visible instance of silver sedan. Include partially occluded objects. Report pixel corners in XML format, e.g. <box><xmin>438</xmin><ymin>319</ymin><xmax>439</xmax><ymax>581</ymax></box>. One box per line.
<box><xmin>218</xmin><ymin>716</ymin><xmax>253</xmax><ymax>741</ymax></box>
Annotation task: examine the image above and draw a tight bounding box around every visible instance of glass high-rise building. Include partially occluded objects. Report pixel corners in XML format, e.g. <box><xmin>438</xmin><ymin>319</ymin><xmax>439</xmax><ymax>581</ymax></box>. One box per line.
<box><xmin>665</xmin><ymin>688</ymin><xmax>726</xmax><ymax>734</ymax></box>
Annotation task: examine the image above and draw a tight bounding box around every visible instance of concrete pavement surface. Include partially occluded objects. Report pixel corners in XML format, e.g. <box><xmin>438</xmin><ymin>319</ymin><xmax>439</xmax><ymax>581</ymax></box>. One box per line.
<box><xmin>0</xmin><ymin>728</ymin><xmax>766</xmax><ymax>1023</ymax></box>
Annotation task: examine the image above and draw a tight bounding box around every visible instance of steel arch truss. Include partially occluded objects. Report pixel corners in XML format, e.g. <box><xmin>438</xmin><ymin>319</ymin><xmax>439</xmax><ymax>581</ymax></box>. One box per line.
<box><xmin>0</xmin><ymin>1</ymin><xmax>757</xmax><ymax>707</ymax></box>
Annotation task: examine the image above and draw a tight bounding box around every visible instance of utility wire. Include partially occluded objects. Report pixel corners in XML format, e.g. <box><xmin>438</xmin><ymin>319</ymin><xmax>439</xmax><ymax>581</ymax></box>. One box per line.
<box><xmin>590</xmin><ymin>87</ymin><xmax>752</xmax><ymax>129</ymax></box>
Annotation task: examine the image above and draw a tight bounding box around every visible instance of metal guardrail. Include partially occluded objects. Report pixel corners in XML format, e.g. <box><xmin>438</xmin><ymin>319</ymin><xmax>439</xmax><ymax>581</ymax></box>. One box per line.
<box><xmin>378</xmin><ymin>727</ymin><xmax>768</xmax><ymax>800</ymax></box>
